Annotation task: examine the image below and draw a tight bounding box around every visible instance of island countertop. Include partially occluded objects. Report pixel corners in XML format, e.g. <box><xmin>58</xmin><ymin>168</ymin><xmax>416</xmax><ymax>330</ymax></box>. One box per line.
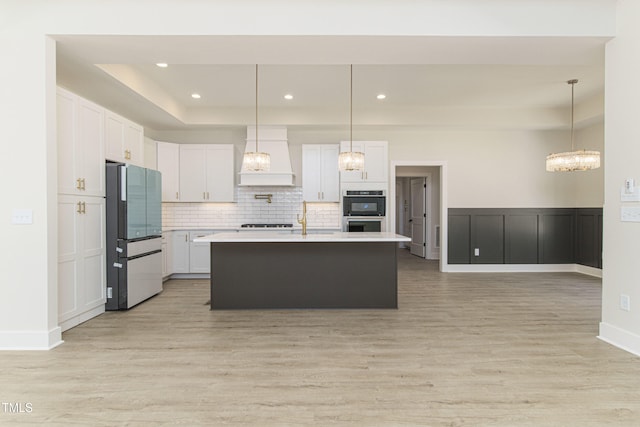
<box><xmin>194</xmin><ymin>231</ymin><xmax>411</xmax><ymax>243</ymax></box>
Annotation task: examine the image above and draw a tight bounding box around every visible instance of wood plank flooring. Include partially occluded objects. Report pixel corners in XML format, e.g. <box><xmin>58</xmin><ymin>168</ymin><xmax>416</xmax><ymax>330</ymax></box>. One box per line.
<box><xmin>2</xmin><ymin>249</ymin><xmax>639</xmax><ymax>426</ymax></box>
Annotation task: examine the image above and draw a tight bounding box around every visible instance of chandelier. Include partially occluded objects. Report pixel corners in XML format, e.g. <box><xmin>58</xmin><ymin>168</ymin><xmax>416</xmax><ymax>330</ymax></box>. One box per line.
<box><xmin>546</xmin><ymin>79</ymin><xmax>600</xmax><ymax>172</ymax></box>
<box><xmin>242</xmin><ymin>64</ymin><xmax>271</xmax><ymax>172</ymax></box>
<box><xmin>338</xmin><ymin>64</ymin><xmax>365</xmax><ymax>171</ymax></box>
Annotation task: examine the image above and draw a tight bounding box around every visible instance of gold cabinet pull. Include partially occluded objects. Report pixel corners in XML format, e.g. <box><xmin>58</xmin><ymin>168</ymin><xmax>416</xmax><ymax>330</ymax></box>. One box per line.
<box><xmin>81</xmin><ymin>178</ymin><xmax>86</xmax><ymax>190</ymax></box>
<box><xmin>76</xmin><ymin>178</ymin><xmax>82</xmax><ymax>190</ymax></box>
<box><xmin>81</xmin><ymin>201</ymin><xmax>86</xmax><ymax>214</ymax></box>
<box><xmin>76</xmin><ymin>202</ymin><xmax>82</xmax><ymax>214</ymax></box>
<box><xmin>176</xmin><ymin>192</ymin><xmax>179</xmax><ymax>200</ymax></box>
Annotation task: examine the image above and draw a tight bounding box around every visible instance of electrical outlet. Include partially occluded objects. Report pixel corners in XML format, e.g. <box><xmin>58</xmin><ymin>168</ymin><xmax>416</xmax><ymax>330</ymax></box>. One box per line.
<box><xmin>620</xmin><ymin>294</ymin><xmax>631</xmax><ymax>312</ymax></box>
<box><xmin>474</xmin><ymin>248</ymin><xmax>480</xmax><ymax>256</ymax></box>
<box><xmin>107</xmin><ymin>287</ymin><xmax>113</xmax><ymax>299</ymax></box>
<box><xmin>11</xmin><ymin>209</ymin><xmax>33</xmax><ymax>225</ymax></box>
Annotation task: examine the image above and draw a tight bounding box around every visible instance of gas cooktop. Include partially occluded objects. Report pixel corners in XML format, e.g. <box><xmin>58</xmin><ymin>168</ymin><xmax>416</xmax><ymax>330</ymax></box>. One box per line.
<box><xmin>240</xmin><ymin>223</ymin><xmax>293</xmax><ymax>228</ymax></box>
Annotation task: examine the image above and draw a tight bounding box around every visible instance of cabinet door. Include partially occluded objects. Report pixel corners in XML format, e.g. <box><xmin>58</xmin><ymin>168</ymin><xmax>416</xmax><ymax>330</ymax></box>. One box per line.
<box><xmin>179</xmin><ymin>145</ymin><xmax>207</xmax><ymax>202</ymax></box>
<box><xmin>363</xmin><ymin>141</ymin><xmax>388</xmax><ymax>183</ymax></box>
<box><xmin>172</xmin><ymin>231</ymin><xmax>190</xmax><ymax>273</ymax></box>
<box><xmin>77</xmin><ymin>97</ymin><xmax>105</xmax><ymax>196</ymax></box>
<box><xmin>58</xmin><ymin>196</ymin><xmax>81</xmax><ymax>321</ymax></box>
<box><xmin>57</xmin><ymin>89</ymin><xmax>79</xmax><ymax>195</ymax></box>
<box><xmin>205</xmin><ymin>145</ymin><xmax>235</xmax><ymax>202</ymax></box>
<box><xmin>124</xmin><ymin>121</ymin><xmax>144</xmax><ymax>167</ymax></box>
<box><xmin>189</xmin><ymin>231</ymin><xmax>212</xmax><ymax>273</ymax></box>
<box><xmin>157</xmin><ymin>141</ymin><xmax>180</xmax><ymax>201</ymax></box>
<box><xmin>302</xmin><ymin>145</ymin><xmax>323</xmax><ymax>201</ymax></box>
<box><xmin>320</xmin><ymin>145</ymin><xmax>340</xmax><ymax>201</ymax></box>
<box><xmin>105</xmin><ymin>112</ymin><xmax>125</xmax><ymax>162</ymax></box>
<box><xmin>81</xmin><ymin>197</ymin><xmax>106</xmax><ymax>308</ymax></box>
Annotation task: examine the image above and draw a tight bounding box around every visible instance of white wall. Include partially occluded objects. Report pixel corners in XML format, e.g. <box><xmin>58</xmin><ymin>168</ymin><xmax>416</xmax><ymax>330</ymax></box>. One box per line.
<box><xmin>599</xmin><ymin>0</ymin><xmax>640</xmax><ymax>356</ymax></box>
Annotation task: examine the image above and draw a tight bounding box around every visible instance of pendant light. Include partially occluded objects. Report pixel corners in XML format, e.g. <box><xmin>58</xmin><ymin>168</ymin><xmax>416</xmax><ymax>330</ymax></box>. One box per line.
<box><xmin>338</xmin><ymin>64</ymin><xmax>365</xmax><ymax>172</ymax></box>
<box><xmin>546</xmin><ymin>79</ymin><xmax>600</xmax><ymax>172</ymax></box>
<box><xmin>242</xmin><ymin>64</ymin><xmax>271</xmax><ymax>172</ymax></box>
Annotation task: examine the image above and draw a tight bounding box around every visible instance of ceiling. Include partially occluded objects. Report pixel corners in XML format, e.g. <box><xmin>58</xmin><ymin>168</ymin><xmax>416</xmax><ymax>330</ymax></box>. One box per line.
<box><xmin>54</xmin><ymin>35</ymin><xmax>609</xmax><ymax>132</ymax></box>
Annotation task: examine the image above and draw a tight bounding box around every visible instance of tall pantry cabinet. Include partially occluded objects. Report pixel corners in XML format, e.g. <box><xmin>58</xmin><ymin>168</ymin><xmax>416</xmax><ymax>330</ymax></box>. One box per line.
<box><xmin>56</xmin><ymin>87</ymin><xmax>106</xmax><ymax>332</ymax></box>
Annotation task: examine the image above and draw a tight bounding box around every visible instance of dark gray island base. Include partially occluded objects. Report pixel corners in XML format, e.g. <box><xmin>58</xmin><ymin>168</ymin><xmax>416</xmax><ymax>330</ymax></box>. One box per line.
<box><xmin>210</xmin><ymin>240</ymin><xmax>401</xmax><ymax>309</ymax></box>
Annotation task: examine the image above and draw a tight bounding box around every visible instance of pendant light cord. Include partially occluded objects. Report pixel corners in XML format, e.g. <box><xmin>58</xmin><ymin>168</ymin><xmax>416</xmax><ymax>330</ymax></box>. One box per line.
<box><xmin>350</xmin><ymin>64</ymin><xmax>353</xmax><ymax>152</ymax></box>
<box><xmin>569</xmin><ymin>79</ymin><xmax>577</xmax><ymax>152</ymax></box>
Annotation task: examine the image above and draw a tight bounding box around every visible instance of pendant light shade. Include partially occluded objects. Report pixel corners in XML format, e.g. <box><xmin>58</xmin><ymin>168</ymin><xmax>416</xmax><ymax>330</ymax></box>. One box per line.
<box><xmin>242</xmin><ymin>65</ymin><xmax>271</xmax><ymax>172</ymax></box>
<box><xmin>546</xmin><ymin>79</ymin><xmax>600</xmax><ymax>172</ymax></box>
<box><xmin>338</xmin><ymin>64</ymin><xmax>365</xmax><ymax>172</ymax></box>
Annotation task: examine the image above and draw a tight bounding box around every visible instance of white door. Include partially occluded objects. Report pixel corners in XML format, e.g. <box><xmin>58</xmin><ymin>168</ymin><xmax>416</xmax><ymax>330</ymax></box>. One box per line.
<box><xmin>410</xmin><ymin>178</ymin><xmax>427</xmax><ymax>258</ymax></box>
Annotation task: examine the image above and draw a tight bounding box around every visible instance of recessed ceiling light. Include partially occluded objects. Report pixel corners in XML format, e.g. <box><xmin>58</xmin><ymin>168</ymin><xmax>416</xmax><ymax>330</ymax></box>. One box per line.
<box><xmin>191</xmin><ymin>93</ymin><xmax>201</xmax><ymax>99</ymax></box>
<box><xmin>156</xmin><ymin>63</ymin><xmax>168</xmax><ymax>68</ymax></box>
<box><xmin>284</xmin><ymin>94</ymin><xmax>293</xmax><ymax>100</ymax></box>
<box><xmin>376</xmin><ymin>94</ymin><xmax>386</xmax><ymax>100</ymax></box>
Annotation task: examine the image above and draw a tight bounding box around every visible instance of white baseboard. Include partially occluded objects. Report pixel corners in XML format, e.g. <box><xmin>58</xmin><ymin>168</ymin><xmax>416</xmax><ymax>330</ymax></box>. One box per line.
<box><xmin>59</xmin><ymin>304</ymin><xmax>105</xmax><ymax>333</ymax></box>
<box><xmin>598</xmin><ymin>322</ymin><xmax>640</xmax><ymax>357</ymax></box>
<box><xmin>0</xmin><ymin>327</ymin><xmax>63</xmax><ymax>351</ymax></box>
<box><xmin>444</xmin><ymin>263</ymin><xmax>601</xmax><ymax>273</ymax></box>
<box><xmin>575</xmin><ymin>264</ymin><xmax>602</xmax><ymax>278</ymax></box>
<box><xmin>168</xmin><ymin>273</ymin><xmax>211</xmax><ymax>280</ymax></box>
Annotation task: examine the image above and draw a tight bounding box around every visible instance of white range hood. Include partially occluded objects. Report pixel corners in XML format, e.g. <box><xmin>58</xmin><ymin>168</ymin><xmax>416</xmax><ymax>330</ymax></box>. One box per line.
<box><xmin>239</xmin><ymin>126</ymin><xmax>294</xmax><ymax>186</ymax></box>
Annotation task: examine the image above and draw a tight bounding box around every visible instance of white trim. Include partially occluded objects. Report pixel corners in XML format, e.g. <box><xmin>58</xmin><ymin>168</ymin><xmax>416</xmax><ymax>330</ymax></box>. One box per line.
<box><xmin>445</xmin><ymin>263</ymin><xmax>602</xmax><ymax>274</ymax></box>
<box><xmin>59</xmin><ymin>305</ymin><xmax>105</xmax><ymax>333</ymax></box>
<box><xmin>575</xmin><ymin>264</ymin><xmax>603</xmax><ymax>278</ymax></box>
<box><xmin>0</xmin><ymin>327</ymin><xmax>63</xmax><ymax>351</ymax></box>
<box><xmin>169</xmin><ymin>273</ymin><xmax>211</xmax><ymax>279</ymax></box>
<box><xmin>599</xmin><ymin>322</ymin><xmax>640</xmax><ymax>357</ymax></box>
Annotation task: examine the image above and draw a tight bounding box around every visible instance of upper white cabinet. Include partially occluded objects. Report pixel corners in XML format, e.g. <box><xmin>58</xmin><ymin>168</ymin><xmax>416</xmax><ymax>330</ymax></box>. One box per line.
<box><xmin>339</xmin><ymin>141</ymin><xmax>388</xmax><ymax>184</ymax></box>
<box><xmin>179</xmin><ymin>144</ymin><xmax>235</xmax><ymax>202</ymax></box>
<box><xmin>105</xmin><ymin>110</ymin><xmax>144</xmax><ymax>167</ymax></box>
<box><xmin>156</xmin><ymin>141</ymin><xmax>181</xmax><ymax>202</ymax></box>
<box><xmin>57</xmin><ymin>88</ymin><xmax>105</xmax><ymax>197</ymax></box>
<box><xmin>302</xmin><ymin>144</ymin><xmax>340</xmax><ymax>202</ymax></box>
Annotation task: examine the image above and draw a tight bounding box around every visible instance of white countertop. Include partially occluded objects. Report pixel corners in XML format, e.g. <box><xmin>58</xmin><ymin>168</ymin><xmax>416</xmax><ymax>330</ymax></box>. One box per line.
<box><xmin>194</xmin><ymin>231</ymin><xmax>411</xmax><ymax>243</ymax></box>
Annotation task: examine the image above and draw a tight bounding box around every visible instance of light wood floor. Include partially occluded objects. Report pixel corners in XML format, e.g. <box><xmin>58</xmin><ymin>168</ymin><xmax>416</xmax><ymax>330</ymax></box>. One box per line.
<box><xmin>2</xmin><ymin>250</ymin><xmax>639</xmax><ymax>426</ymax></box>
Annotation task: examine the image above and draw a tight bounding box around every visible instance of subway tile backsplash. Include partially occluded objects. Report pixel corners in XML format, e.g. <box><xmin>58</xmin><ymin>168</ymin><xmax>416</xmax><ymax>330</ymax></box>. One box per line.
<box><xmin>162</xmin><ymin>186</ymin><xmax>341</xmax><ymax>229</ymax></box>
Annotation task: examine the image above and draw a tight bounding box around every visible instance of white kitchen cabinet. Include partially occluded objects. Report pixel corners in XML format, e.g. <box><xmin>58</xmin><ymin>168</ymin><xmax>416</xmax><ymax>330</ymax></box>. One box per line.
<box><xmin>57</xmin><ymin>88</ymin><xmax>105</xmax><ymax>197</ymax></box>
<box><xmin>179</xmin><ymin>144</ymin><xmax>234</xmax><ymax>202</ymax></box>
<box><xmin>105</xmin><ymin>109</ymin><xmax>144</xmax><ymax>167</ymax></box>
<box><xmin>57</xmin><ymin>195</ymin><xmax>106</xmax><ymax>332</ymax></box>
<box><xmin>302</xmin><ymin>144</ymin><xmax>340</xmax><ymax>202</ymax></box>
<box><xmin>156</xmin><ymin>141</ymin><xmax>181</xmax><ymax>202</ymax></box>
<box><xmin>189</xmin><ymin>230</ymin><xmax>212</xmax><ymax>273</ymax></box>
<box><xmin>162</xmin><ymin>232</ymin><xmax>172</xmax><ymax>278</ymax></box>
<box><xmin>171</xmin><ymin>231</ymin><xmax>190</xmax><ymax>274</ymax></box>
<box><xmin>339</xmin><ymin>141</ymin><xmax>388</xmax><ymax>184</ymax></box>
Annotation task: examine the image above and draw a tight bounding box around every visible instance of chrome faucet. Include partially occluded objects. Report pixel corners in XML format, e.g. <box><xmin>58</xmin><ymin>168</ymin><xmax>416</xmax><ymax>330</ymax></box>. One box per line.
<box><xmin>297</xmin><ymin>200</ymin><xmax>308</xmax><ymax>236</ymax></box>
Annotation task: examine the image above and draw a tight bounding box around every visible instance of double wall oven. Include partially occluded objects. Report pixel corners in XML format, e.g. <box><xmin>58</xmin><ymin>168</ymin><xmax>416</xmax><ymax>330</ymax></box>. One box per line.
<box><xmin>342</xmin><ymin>190</ymin><xmax>386</xmax><ymax>232</ymax></box>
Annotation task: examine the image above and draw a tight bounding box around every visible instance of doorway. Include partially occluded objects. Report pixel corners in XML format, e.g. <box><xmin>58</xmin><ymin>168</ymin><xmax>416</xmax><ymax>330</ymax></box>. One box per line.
<box><xmin>391</xmin><ymin>162</ymin><xmax>447</xmax><ymax>270</ymax></box>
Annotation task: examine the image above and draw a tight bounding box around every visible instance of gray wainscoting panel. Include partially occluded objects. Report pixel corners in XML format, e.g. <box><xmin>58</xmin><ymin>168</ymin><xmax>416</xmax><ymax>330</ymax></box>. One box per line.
<box><xmin>448</xmin><ymin>208</ymin><xmax>602</xmax><ymax>267</ymax></box>
<box><xmin>472</xmin><ymin>214</ymin><xmax>504</xmax><ymax>264</ymax></box>
<box><xmin>448</xmin><ymin>214</ymin><xmax>471</xmax><ymax>264</ymax></box>
<box><xmin>505</xmin><ymin>213</ymin><xmax>539</xmax><ymax>264</ymax></box>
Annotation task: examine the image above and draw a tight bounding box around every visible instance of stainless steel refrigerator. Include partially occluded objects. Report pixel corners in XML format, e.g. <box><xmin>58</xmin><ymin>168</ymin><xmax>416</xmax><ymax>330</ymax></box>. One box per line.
<box><xmin>106</xmin><ymin>163</ymin><xmax>163</xmax><ymax>310</ymax></box>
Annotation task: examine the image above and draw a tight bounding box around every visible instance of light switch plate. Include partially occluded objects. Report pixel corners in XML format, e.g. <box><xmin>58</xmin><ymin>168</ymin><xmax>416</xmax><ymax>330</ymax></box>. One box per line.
<box><xmin>621</xmin><ymin>206</ymin><xmax>640</xmax><ymax>222</ymax></box>
<box><xmin>12</xmin><ymin>209</ymin><xmax>33</xmax><ymax>224</ymax></box>
<box><xmin>620</xmin><ymin>187</ymin><xmax>640</xmax><ymax>202</ymax></box>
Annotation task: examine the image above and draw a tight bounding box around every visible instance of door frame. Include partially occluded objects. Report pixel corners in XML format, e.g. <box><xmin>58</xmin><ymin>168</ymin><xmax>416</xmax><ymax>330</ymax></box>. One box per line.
<box><xmin>390</xmin><ymin>160</ymin><xmax>448</xmax><ymax>272</ymax></box>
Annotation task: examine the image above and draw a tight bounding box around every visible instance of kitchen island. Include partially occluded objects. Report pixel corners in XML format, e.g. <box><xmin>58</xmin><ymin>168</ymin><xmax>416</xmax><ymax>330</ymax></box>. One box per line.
<box><xmin>194</xmin><ymin>232</ymin><xmax>411</xmax><ymax>309</ymax></box>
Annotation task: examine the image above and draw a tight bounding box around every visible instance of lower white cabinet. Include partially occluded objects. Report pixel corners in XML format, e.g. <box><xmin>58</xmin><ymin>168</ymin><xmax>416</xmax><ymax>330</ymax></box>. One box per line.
<box><xmin>161</xmin><ymin>233</ymin><xmax>172</xmax><ymax>278</ymax></box>
<box><xmin>171</xmin><ymin>231</ymin><xmax>190</xmax><ymax>274</ymax></box>
<box><xmin>189</xmin><ymin>231</ymin><xmax>212</xmax><ymax>273</ymax></box>
<box><xmin>58</xmin><ymin>195</ymin><xmax>106</xmax><ymax>331</ymax></box>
